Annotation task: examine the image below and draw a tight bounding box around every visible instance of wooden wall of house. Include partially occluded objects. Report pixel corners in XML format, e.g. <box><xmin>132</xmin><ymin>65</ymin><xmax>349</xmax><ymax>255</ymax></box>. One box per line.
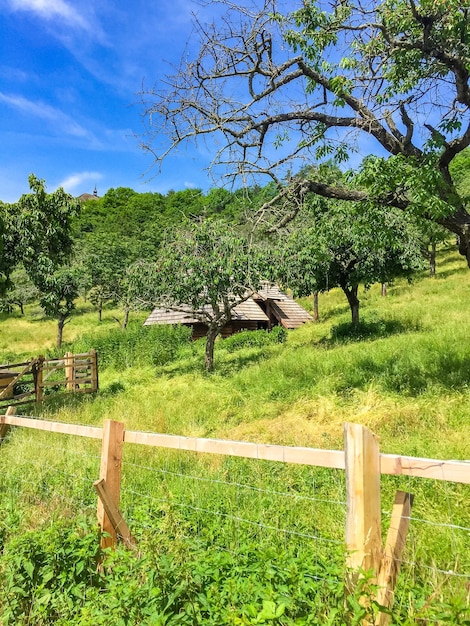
<box><xmin>221</xmin><ymin>320</ymin><xmax>261</xmax><ymax>337</ymax></box>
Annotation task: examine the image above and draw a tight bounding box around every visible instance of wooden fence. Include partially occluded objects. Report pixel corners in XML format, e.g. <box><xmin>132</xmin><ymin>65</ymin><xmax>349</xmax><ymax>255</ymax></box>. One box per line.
<box><xmin>0</xmin><ymin>412</ymin><xmax>468</xmax><ymax>625</ymax></box>
<box><xmin>0</xmin><ymin>350</ymin><xmax>98</xmax><ymax>408</ymax></box>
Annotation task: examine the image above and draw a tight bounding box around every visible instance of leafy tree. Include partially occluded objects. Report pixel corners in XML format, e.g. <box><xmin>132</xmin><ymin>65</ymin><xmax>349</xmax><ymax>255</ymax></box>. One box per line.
<box><xmin>76</xmin><ymin>189</ymin><xmax>179</xmax><ymax>254</ymax></box>
<box><xmin>142</xmin><ymin>0</ymin><xmax>470</xmax><ymax>264</ymax></box>
<box><xmin>35</xmin><ymin>265</ymin><xmax>80</xmax><ymax>348</ymax></box>
<box><xmin>277</xmin><ymin>201</ymin><xmax>425</xmax><ymax>325</ymax></box>
<box><xmin>164</xmin><ymin>188</ymin><xmax>205</xmax><ymax>223</ymax></box>
<box><xmin>202</xmin><ymin>188</ymin><xmax>234</xmax><ymax>218</ymax></box>
<box><xmin>0</xmin><ymin>268</ymin><xmax>39</xmax><ymax>315</ymax></box>
<box><xmin>418</xmin><ymin>221</ymin><xmax>449</xmax><ymax>276</ymax></box>
<box><xmin>0</xmin><ymin>201</ymin><xmax>22</xmax><ymax>295</ymax></box>
<box><xmin>450</xmin><ymin>147</ymin><xmax>470</xmax><ymax>205</ymax></box>
<box><xmin>80</xmin><ymin>234</ymin><xmax>141</xmax><ymax>323</ymax></box>
<box><xmin>130</xmin><ymin>219</ymin><xmax>267</xmax><ymax>371</ymax></box>
<box><xmin>12</xmin><ymin>174</ymin><xmax>80</xmax><ymax>347</ymax></box>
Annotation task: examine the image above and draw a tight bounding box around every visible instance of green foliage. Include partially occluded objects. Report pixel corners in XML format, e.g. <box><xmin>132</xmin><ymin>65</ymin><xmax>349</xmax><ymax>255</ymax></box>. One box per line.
<box><xmin>277</xmin><ymin>197</ymin><xmax>425</xmax><ymax>324</ymax></box>
<box><xmin>36</xmin><ymin>267</ymin><xmax>79</xmax><ymax>321</ymax></box>
<box><xmin>0</xmin><ymin>267</ymin><xmax>39</xmax><ymax>315</ymax></box>
<box><xmin>0</xmin><ymin>516</ymin><xmax>399</xmax><ymax>626</ymax></box>
<box><xmin>0</xmin><ymin>202</ymin><xmax>11</xmax><ymax>295</ymax></box>
<box><xmin>14</xmin><ymin>174</ymin><xmax>80</xmax><ymax>271</ymax></box>
<box><xmin>77</xmin><ymin>234</ymin><xmax>143</xmax><ymax>323</ymax></box>
<box><xmin>75</xmin><ymin>186</ymin><xmax>247</xmax><ymax>255</ymax></box>
<box><xmin>1</xmin><ymin>511</ymin><xmax>467</xmax><ymax>624</ymax></box>
<box><xmin>449</xmin><ymin>147</ymin><xmax>470</xmax><ymax>204</ymax></box>
<box><xmin>357</xmin><ymin>155</ymin><xmax>458</xmax><ymax>220</ymax></box>
<box><xmin>220</xmin><ymin>326</ymin><xmax>287</xmax><ymax>353</ymax></box>
<box><xmin>132</xmin><ymin>219</ymin><xmax>267</xmax><ymax>313</ymax></box>
<box><xmin>1</xmin><ymin>520</ymin><xmax>102</xmax><ymax>626</ymax></box>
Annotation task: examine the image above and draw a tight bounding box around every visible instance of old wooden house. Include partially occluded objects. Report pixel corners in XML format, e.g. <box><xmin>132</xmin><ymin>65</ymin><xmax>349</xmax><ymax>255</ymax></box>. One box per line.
<box><xmin>144</xmin><ymin>283</ymin><xmax>313</xmax><ymax>339</ymax></box>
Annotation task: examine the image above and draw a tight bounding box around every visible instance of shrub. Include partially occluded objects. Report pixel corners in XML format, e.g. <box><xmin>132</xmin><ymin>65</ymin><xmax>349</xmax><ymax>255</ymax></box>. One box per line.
<box><xmin>220</xmin><ymin>326</ymin><xmax>287</xmax><ymax>353</ymax></box>
<box><xmin>49</xmin><ymin>322</ymin><xmax>192</xmax><ymax>371</ymax></box>
<box><xmin>1</xmin><ymin>520</ymin><xmax>102</xmax><ymax>625</ymax></box>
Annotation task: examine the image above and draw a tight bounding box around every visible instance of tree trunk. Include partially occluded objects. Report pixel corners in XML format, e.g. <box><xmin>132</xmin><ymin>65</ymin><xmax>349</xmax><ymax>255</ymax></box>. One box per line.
<box><xmin>205</xmin><ymin>325</ymin><xmax>220</xmax><ymax>371</ymax></box>
<box><xmin>122</xmin><ymin>306</ymin><xmax>130</xmax><ymax>329</ymax></box>
<box><xmin>57</xmin><ymin>316</ymin><xmax>66</xmax><ymax>348</ymax></box>
<box><xmin>341</xmin><ymin>284</ymin><xmax>360</xmax><ymax>326</ymax></box>
<box><xmin>381</xmin><ymin>283</ymin><xmax>387</xmax><ymax>297</ymax></box>
<box><xmin>429</xmin><ymin>242</ymin><xmax>436</xmax><ymax>277</ymax></box>
<box><xmin>439</xmin><ymin>207</ymin><xmax>470</xmax><ymax>268</ymax></box>
<box><xmin>313</xmin><ymin>291</ymin><xmax>319</xmax><ymax>321</ymax></box>
<box><xmin>98</xmin><ymin>299</ymin><xmax>103</xmax><ymax>322</ymax></box>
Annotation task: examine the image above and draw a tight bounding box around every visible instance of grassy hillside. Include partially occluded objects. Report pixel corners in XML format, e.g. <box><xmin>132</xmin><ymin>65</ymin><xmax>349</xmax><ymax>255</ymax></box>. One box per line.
<box><xmin>7</xmin><ymin>243</ymin><xmax>467</xmax><ymax>458</ymax></box>
<box><xmin>0</xmin><ymin>244</ymin><xmax>469</xmax><ymax>624</ymax></box>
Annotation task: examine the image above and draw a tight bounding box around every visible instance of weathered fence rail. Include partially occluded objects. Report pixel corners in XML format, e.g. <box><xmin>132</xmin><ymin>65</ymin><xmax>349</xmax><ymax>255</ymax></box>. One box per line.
<box><xmin>0</xmin><ymin>350</ymin><xmax>98</xmax><ymax>407</ymax></box>
<box><xmin>0</xmin><ymin>412</ymin><xmax>468</xmax><ymax>625</ymax></box>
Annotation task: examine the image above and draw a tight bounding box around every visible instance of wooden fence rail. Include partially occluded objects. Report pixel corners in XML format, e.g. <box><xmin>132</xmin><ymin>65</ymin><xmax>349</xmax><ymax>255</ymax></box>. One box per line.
<box><xmin>1</xmin><ymin>413</ymin><xmax>469</xmax><ymax>625</ymax></box>
<box><xmin>0</xmin><ymin>350</ymin><xmax>98</xmax><ymax>407</ymax></box>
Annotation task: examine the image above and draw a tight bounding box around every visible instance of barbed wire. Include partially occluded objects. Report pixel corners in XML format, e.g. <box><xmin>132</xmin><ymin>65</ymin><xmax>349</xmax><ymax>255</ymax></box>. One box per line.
<box><xmin>123</xmin><ymin>459</ymin><xmax>347</xmax><ymax>506</ymax></box>
<box><xmin>1</xmin><ymin>423</ymin><xmax>469</xmax><ymax>600</ymax></box>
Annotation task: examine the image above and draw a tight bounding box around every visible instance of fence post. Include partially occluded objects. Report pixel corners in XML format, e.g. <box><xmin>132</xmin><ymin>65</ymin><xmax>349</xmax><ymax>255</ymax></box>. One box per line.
<box><xmin>97</xmin><ymin>419</ymin><xmax>124</xmax><ymax>549</ymax></box>
<box><xmin>65</xmin><ymin>352</ymin><xmax>74</xmax><ymax>391</ymax></box>
<box><xmin>90</xmin><ymin>349</ymin><xmax>98</xmax><ymax>392</ymax></box>
<box><xmin>344</xmin><ymin>423</ymin><xmax>382</xmax><ymax>582</ymax></box>
<box><xmin>34</xmin><ymin>356</ymin><xmax>44</xmax><ymax>403</ymax></box>
<box><xmin>0</xmin><ymin>405</ymin><xmax>15</xmax><ymax>444</ymax></box>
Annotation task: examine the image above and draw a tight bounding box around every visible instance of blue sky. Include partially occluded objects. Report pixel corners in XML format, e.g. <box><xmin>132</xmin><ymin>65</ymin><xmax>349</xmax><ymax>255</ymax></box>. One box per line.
<box><xmin>0</xmin><ymin>0</ymin><xmax>216</xmax><ymax>202</ymax></box>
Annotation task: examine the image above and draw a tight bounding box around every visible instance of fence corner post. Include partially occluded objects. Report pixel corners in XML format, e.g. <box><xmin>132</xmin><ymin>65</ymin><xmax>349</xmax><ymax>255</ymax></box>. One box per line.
<box><xmin>344</xmin><ymin>422</ymin><xmax>382</xmax><ymax>584</ymax></box>
<box><xmin>65</xmin><ymin>352</ymin><xmax>74</xmax><ymax>391</ymax></box>
<box><xmin>97</xmin><ymin>419</ymin><xmax>124</xmax><ymax>549</ymax></box>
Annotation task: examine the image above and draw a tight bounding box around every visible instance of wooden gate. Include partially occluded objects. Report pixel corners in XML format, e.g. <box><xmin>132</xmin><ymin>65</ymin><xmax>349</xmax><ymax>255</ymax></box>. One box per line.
<box><xmin>0</xmin><ymin>350</ymin><xmax>98</xmax><ymax>409</ymax></box>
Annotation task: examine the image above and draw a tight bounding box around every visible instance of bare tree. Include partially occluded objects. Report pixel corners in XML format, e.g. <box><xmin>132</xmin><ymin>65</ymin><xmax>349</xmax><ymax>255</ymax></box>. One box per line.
<box><xmin>141</xmin><ymin>0</ymin><xmax>470</xmax><ymax>264</ymax></box>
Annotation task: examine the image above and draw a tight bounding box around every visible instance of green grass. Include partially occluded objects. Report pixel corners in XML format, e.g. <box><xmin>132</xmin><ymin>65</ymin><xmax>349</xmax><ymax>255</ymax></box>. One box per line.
<box><xmin>1</xmin><ymin>243</ymin><xmax>470</xmax><ymax>624</ymax></box>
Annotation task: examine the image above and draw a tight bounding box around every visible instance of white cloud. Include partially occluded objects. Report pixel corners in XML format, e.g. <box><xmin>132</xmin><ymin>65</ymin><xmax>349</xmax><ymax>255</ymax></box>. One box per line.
<box><xmin>0</xmin><ymin>65</ymin><xmax>31</xmax><ymax>82</ymax></box>
<box><xmin>6</xmin><ymin>0</ymin><xmax>88</xmax><ymax>29</ymax></box>
<box><xmin>57</xmin><ymin>171</ymin><xmax>103</xmax><ymax>193</ymax></box>
<box><xmin>0</xmin><ymin>92</ymin><xmax>100</xmax><ymax>144</ymax></box>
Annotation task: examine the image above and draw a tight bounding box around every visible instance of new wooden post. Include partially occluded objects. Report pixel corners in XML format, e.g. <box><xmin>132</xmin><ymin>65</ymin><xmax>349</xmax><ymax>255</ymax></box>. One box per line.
<box><xmin>0</xmin><ymin>405</ymin><xmax>15</xmax><ymax>443</ymax></box>
<box><xmin>35</xmin><ymin>356</ymin><xmax>44</xmax><ymax>403</ymax></box>
<box><xmin>97</xmin><ymin>419</ymin><xmax>124</xmax><ymax>549</ymax></box>
<box><xmin>94</xmin><ymin>478</ymin><xmax>135</xmax><ymax>549</ymax></box>
<box><xmin>65</xmin><ymin>352</ymin><xmax>74</xmax><ymax>391</ymax></box>
<box><xmin>90</xmin><ymin>349</ymin><xmax>98</xmax><ymax>392</ymax></box>
<box><xmin>375</xmin><ymin>491</ymin><xmax>414</xmax><ymax>626</ymax></box>
<box><xmin>345</xmin><ymin>423</ymin><xmax>382</xmax><ymax>581</ymax></box>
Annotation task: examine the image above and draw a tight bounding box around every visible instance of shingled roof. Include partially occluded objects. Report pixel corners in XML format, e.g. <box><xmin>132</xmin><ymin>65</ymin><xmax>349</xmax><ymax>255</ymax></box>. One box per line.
<box><xmin>253</xmin><ymin>282</ymin><xmax>313</xmax><ymax>329</ymax></box>
<box><xmin>144</xmin><ymin>298</ymin><xmax>269</xmax><ymax>327</ymax></box>
<box><xmin>78</xmin><ymin>187</ymin><xmax>100</xmax><ymax>202</ymax></box>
